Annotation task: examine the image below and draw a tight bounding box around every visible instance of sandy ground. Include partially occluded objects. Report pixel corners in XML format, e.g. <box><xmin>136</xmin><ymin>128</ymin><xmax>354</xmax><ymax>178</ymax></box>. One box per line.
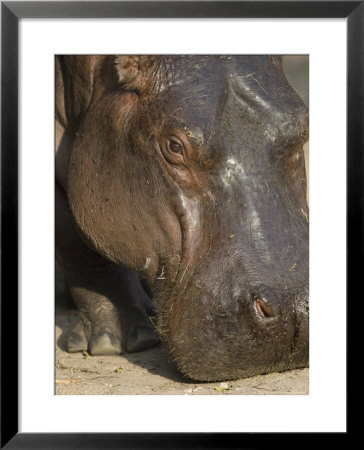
<box><xmin>56</xmin><ymin>308</ymin><xmax>308</xmax><ymax>395</ymax></box>
<box><xmin>55</xmin><ymin>56</ymin><xmax>309</xmax><ymax>396</ymax></box>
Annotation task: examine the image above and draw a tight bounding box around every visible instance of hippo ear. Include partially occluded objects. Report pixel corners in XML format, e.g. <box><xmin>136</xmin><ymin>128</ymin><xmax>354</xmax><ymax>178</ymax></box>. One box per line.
<box><xmin>115</xmin><ymin>56</ymin><xmax>160</xmax><ymax>95</ymax></box>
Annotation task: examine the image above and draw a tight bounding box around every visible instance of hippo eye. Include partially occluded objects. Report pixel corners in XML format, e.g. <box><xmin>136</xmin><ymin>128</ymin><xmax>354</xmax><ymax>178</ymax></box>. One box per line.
<box><xmin>168</xmin><ymin>139</ymin><xmax>183</xmax><ymax>154</ymax></box>
<box><xmin>161</xmin><ymin>136</ymin><xmax>186</xmax><ymax>164</ymax></box>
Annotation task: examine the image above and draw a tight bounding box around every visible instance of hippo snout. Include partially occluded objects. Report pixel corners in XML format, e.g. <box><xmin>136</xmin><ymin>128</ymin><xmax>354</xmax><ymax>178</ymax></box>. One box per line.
<box><xmin>166</xmin><ymin>280</ymin><xmax>309</xmax><ymax>381</ymax></box>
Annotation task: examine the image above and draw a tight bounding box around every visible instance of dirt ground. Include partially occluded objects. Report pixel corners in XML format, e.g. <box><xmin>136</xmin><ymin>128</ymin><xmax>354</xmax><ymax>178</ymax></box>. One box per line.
<box><xmin>55</xmin><ymin>56</ymin><xmax>309</xmax><ymax>396</ymax></box>
<box><xmin>56</xmin><ymin>308</ymin><xmax>308</xmax><ymax>395</ymax></box>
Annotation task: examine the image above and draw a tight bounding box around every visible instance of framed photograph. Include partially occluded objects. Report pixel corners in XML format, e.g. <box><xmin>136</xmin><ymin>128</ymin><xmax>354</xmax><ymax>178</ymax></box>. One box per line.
<box><xmin>2</xmin><ymin>1</ymin><xmax>357</xmax><ymax>447</ymax></box>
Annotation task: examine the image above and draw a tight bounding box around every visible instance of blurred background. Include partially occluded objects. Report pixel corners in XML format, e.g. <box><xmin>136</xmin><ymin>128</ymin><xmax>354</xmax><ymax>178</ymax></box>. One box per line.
<box><xmin>56</xmin><ymin>55</ymin><xmax>309</xmax><ymax>308</ymax></box>
<box><xmin>283</xmin><ymin>55</ymin><xmax>309</xmax><ymax>106</ymax></box>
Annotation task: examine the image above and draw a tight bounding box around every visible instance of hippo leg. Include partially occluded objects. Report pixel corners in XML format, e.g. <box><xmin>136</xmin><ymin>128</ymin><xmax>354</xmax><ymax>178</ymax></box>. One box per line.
<box><xmin>56</xmin><ymin>183</ymin><xmax>159</xmax><ymax>355</ymax></box>
<box><xmin>117</xmin><ymin>270</ymin><xmax>159</xmax><ymax>353</ymax></box>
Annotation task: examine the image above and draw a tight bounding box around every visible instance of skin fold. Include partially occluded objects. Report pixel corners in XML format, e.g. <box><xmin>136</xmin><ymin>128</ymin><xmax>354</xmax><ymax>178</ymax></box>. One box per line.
<box><xmin>56</xmin><ymin>55</ymin><xmax>309</xmax><ymax>381</ymax></box>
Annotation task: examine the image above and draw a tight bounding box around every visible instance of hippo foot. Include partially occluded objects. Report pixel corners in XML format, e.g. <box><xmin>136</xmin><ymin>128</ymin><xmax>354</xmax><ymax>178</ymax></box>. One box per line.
<box><xmin>125</xmin><ymin>324</ymin><xmax>159</xmax><ymax>353</ymax></box>
<box><xmin>66</xmin><ymin>319</ymin><xmax>88</xmax><ymax>353</ymax></box>
<box><xmin>89</xmin><ymin>327</ymin><xmax>122</xmax><ymax>356</ymax></box>
<box><xmin>66</xmin><ymin>313</ymin><xmax>158</xmax><ymax>355</ymax></box>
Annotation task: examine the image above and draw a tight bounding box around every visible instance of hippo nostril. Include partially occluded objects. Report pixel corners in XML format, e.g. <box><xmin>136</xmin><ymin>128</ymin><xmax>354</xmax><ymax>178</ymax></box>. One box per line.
<box><xmin>255</xmin><ymin>298</ymin><xmax>275</xmax><ymax>319</ymax></box>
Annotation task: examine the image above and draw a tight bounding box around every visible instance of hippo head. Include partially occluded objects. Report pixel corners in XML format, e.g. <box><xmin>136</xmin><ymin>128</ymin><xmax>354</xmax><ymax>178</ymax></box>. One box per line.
<box><xmin>68</xmin><ymin>55</ymin><xmax>309</xmax><ymax>381</ymax></box>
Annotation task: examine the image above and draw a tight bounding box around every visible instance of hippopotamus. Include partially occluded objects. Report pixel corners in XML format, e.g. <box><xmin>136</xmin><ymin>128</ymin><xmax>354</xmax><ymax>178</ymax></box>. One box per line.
<box><xmin>55</xmin><ymin>55</ymin><xmax>309</xmax><ymax>381</ymax></box>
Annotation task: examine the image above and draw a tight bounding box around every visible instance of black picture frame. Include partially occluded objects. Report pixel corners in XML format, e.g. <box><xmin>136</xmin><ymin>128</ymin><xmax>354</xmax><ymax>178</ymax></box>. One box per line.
<box><xmin>1</xmin><ymin>1</ymin><xmax>358</xmax><ymax>447</ymax></box>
